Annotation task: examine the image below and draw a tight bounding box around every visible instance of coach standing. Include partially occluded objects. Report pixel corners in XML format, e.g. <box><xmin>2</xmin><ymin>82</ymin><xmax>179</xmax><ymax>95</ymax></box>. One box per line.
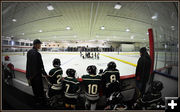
<box><xmin>26</xmin><ymin>39</ymin><xmax>47</xmax><ymax>106</ymax></box>
<box><xmin>135</xmin><ymin>47</ymin><xmax>151</xmax><ymax>96</ymax></box>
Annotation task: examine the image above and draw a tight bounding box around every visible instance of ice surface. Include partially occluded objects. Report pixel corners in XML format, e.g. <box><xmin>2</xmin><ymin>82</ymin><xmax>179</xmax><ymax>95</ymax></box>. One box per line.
<box><xmin>3</xmin><ymin>52</ymin><xmax>140</xmax><ymax>77</ymax></box>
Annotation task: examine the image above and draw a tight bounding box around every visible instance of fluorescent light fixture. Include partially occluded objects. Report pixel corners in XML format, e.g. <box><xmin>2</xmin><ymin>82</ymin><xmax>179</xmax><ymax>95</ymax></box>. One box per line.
<box><xmin>130</xmin><ymin>36</ymin><xmax>134</xmax><ymax>39</ymax></box>
<box><xmin>114</xmin><ymin>3</ymin><xmax>122</xmax><ymax>9</ymax></box>
<box><xmin>151</xmin><ymin>13</ymin><xmax>158</xmax><ymax>20</ymax></box>
<box><xmin>12</xmin><ymin>19</ymin><xmax>17</xmax><ymax>22</ymax></box>
<box><xmin>171</xmin><ymin>26</ymin><xmax>175</xmax><ymax>30</ymax></box>
<box><xmin>66</xmin><ymin>26</ymin><xmax>71</xmax><ymax>30</ymax></box>
<box><xmin>100</xmin><ymin>26</ymin><xmax>105</xmax><ymax>30</ymax></box>
<box><xmin>47</xmin><ymin>5</ymin><xmax>54</xmax><ymax>11</ymax></box>
<box><xmin>126</xmin><ymin>29</ymin><xmax>130</xmax><ymax>32</ymax></box>
<box><xmin>22</xmin><ymin>33</ymin><xmax>25</xmax><ymax>35</ymax></box>
<box><xmin>39</xmin><ymin>30</ymin><xmax>43</xmax><ymax>32</ymax></box>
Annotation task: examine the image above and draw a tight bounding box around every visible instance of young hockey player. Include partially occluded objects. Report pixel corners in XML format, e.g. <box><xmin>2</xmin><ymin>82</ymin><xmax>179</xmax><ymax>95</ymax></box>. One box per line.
<box><xmin>47</xmin><ymin>58</ymin><xmax>63</xmax><ymax>98</ymax></box>
<box><xmin>94</xmin><ymin>52</ymin><xmax>97</xmax><ymax>59</ymax></box>
<box><xmin>97</xmin><ymin>52</ymin><xmax>100</xmax><ymax>59</ymax></box>
<box><xmin>101</xmin><ymin>61</ymin><xmax>121</xmax><ymax>98</ymax></box>
<box><xmin>82</xmin><ymin>65</ymin><xmax>101</xmax><ymax>110</ymax></box>
<box><xmin>3</xmin><ymin>56</ymin><xmax>14</xmax><ymax>84</ymax></box>
<box><xmin>62</xmin><ymin>69</ymin><xmax>80</xmax><ymax>110</ymax></box>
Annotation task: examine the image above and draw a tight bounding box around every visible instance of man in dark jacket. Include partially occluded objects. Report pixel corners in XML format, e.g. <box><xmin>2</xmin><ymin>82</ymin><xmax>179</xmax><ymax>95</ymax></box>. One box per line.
<box><xmin>26</xmin><ymin>39</ymin><xmax>47</xmax><ymax>105</ymax></box>
<box><xmin>135</xmin><ymin>47</ymin><xmax>151</xmax><ymax>96</ymax></box>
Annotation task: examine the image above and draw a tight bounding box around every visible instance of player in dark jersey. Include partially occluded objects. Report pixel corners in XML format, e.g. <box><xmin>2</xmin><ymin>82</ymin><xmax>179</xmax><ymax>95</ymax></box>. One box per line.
<box><xmin>101</xmin><ymin>61</ymin><xmax>121</xmax><ymax>98</ymax></box>
<box><xmin>46</xmin><ymin>58</ymin><xmax>63</xmax><ymax>98</ymax></box>
<box><xmin>62</xmin><ymin>69</ymin><xmax>80</xmax><ymax>110</ymax></box>
<box><xmin>82</xmin><ymin>65</ymin><xmax>101</xmax><ymax>110</ymax></box>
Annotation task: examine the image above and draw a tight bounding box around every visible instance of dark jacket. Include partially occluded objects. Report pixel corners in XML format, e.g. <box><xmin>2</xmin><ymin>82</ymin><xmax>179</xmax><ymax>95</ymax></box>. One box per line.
<box><xmin>26</xmin><ymin>47</ymin><xmax>46</xmax><ymax>80</ymax></box>
<box><xmin>135</xmin><ymin>52</ymin><xmax>151</xmax><ymax>83</ymax></box>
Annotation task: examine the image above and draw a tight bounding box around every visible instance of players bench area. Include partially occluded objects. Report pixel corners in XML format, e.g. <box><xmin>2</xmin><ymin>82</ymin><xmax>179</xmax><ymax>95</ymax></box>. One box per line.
<box><xmin>2</xmin><ymin>66</ymin><xmax>138</xmax><ymax>110</ymax></box>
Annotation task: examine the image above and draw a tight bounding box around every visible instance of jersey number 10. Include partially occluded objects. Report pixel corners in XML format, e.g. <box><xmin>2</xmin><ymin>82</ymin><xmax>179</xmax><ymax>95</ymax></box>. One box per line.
<box><xmin>88</xmin><ymin>84</ymin><xmax>98</xmax><ymax>94</ymax></box>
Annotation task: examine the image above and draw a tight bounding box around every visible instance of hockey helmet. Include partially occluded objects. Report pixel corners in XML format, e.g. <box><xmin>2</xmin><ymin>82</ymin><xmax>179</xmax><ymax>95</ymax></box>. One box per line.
<box><xmin>107</xmin><ymin>61</ymin><xmax>116</xmax><ymax>69</ymax></box>
<box><xmin>151</xmin><ymin>81</ymin><xmax>163</xmax><ymax>92</ymax></box>
<box><xmin>53</xmin><ymin>58</ymin><xmax>61</xmax><ymax>67</ymax></box>
<box><xmin>5</xmin><ymin>56</ymin><xmax>10</xmax><ymax>61</ymax></box>
<box><xmin>87</xmin><ymin>65</ymin><xmax>97</xmax><ymax>75</ymax></box>
<box><xmin>66</xmin><ymin>69</ymin><xmax>76</xmax><ymax>78</ymax></box>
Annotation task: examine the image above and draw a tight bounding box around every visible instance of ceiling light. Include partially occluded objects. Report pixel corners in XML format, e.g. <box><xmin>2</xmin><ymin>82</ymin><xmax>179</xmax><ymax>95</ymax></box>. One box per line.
<box><xmin>126</xmin><ymin>29</ymin><xmax>130</xmax><ymax>32</ymax></box>
<box><xmin>144</xmin><ymin>39</ymin><xmax>146</xmax><ymax>40</ymax></box>
<box><xmin>47</xmin><ymin>5</ymin><xmax>54</xmax><ymax>11</ymax></box>
<box><xmin>66</xmin><ymin>26</ymin><xmax>71</xmax><ymax>30</ymax></box>
<box><xmin>39</xmin><ymin>30</ymin><xmax>43</xmax><ymax>32</ymax></box>
<box><xmin>151</xmin><ymin>13</ymin><xmax>158</xmax><ymax>20</ymax></box>
<box><xmin>12</xmin><ymin>19</ymin><xmax>17</xmax><ymax>22</ymax></box>
<box><xmin>131</xmin><ymin>36</ymin><xmax>134</xmax><ymax>39</ymax></box>
<box><xmin>100</xmin><ymin>26</ymin><xmax>105</xmax><ymax>30</ymax></box>
<box><xmin>147</xmin><ymin>32</ymin><xmax>149</xmax><ymax>35</ymax></box>
<box><xmin>114</xmin><ymin>3</ymin><xmax>122</xmax><ymax>9</ymax></box>
<box><xmin>171</xmin><ymin>26</ymin><xmax>175</xmax><ymax>30</ymax></box>
<box><xmin>22</xmin><ymin>33</ymin><xmax>25</xmax><ymax>35</ymax></box>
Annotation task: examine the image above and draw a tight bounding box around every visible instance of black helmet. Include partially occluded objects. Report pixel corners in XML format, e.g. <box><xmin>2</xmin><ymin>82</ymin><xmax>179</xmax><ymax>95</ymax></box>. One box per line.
<box><xmin>151</xmin><ymin>81</ymin><xmax>163</xmax><ymax>92</ymax></box>
<box><xmin>53</xmin><ymin>58</ymin><xmax>61</xmax><ymax>67</ymax></box>
<box><xmin>107</xmin><ymin>61</ymin><xmax>116</xmax><ymax>70</ymax></box>
<box><xmin>66</xmin><ymin>69</ymin><xmax>76</xmax><ymax>78</ymax></box>
<box><xmin>139</xmin><ymin>47</ymin><xmax>147</xmax><ymax>54</ymax></box>
<box><xmin>87</xmin><ymin>65</ymin><xmax>97</xmax><ymax>75</ymax></box>
<box><xmin>99</xmin><ymin>69</ymin><xmax>104</xmax><ymax>74</ymax></box>
<box><xmin>33</xmin><ymin>39</ymin><xmax>42</xmax><ymax>45</ymax></box>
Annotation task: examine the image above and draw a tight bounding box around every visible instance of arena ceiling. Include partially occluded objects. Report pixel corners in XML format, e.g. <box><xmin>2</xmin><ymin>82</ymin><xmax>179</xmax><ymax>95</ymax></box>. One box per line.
<box><xmin>2</xmin><ymin>2</ymin><xmax>178</xmax><ymax>43</ymax></box>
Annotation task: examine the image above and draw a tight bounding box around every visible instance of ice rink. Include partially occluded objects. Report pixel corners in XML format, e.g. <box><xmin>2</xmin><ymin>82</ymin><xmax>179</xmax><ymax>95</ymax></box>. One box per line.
<box><xmin>3</xmin><ymin>52</ymin><xmax>140</xmax><ymax>77</ymax></box>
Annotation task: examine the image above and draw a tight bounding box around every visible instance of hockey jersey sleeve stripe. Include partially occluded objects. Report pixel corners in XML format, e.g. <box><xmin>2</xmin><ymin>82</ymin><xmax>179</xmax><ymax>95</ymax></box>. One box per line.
<box><xmin>82</xmin><ymin>78</ymin><xmax>101</xmax><ymax>81</ymax></box>
<box><xmin>63</xmin><ymin>79</ymin><xmax>79</xmax><ymax>84</ymax></box>
<box><xmin>48</xmin><ymin>69</ymin><xmax>62</xmax><ymax>77</ymax></box>
<box><xmin>85</xmin><ymin>92</ymin><xmax>99</xmax><ymax>97</ymax></box>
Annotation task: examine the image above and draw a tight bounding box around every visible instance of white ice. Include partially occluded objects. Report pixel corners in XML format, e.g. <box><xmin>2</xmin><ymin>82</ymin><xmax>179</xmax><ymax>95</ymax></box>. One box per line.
<box><xmin>3</xmin><ymin>52</ymin><xmax>139</xmax><ymax>77</ymax></box>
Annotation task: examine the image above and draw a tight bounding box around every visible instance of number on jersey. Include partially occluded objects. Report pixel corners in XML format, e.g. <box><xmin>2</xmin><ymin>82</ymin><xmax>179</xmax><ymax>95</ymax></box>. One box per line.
<box><xmin>110</xmin><ymin>74</ymin><xmax>116</xmax><ymax>83</ymax></box>
<box><xmin>88</xmin><ymin>84</ymin><xmax>98</xmax><ymax>94</ymax></box>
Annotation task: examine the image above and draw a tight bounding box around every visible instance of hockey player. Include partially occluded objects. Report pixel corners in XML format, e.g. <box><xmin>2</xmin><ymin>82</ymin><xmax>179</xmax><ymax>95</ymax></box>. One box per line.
<box><xmin>101</xmin><ymin>61</ymin><xmax>121</xmax><ymax>98</ymax></box>
<box><xmin>97</xmin><ymin>52</ymin><xmax>100</xmax><ymax>59</ymax></box>
<box><xmin>94</xmin><ymin>52</ymin><xmax>97</xmax><ymax>59</ymax></box>
<box><xmin>82</xmin><ymin>65</ymin><xmax>101</xmax><ymax>110</ymax></box>
<box><xmin>47</xmin><ymin>58</ymin><xmax>63</xmax><ymax>98</ymax></box>
<box><xmin>62</xmin><ymin>69</ymin><xmax>80</xmax><ymax>110</ymax></box>
<box><xmin>3</xmin><ymin>56</ymin><xmax>14</xmax><ymax>84</ymax></box>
